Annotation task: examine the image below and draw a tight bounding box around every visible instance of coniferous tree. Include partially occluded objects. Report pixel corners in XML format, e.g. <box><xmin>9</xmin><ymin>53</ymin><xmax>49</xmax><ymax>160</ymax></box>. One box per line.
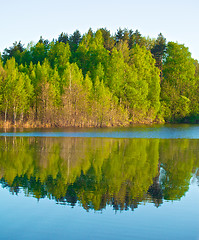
<box><xmin>69</xmin><ymin>30</ymin><xmax>82</xmax><ymax>54</ymax></box>
<box><xmin>31</xmin><ymin>40</ymin><xmax>49</xmax><ymax>65</ymax></box>
<box><xmin>2</xmin><ymin>41</ymin><xmax>24</xmax><ymax>65</ymax></box>
<box><xmin>99</xmin><ymin>28</ymin><xmax>115</xmax><ymax>51</ymax></box>
<box><xmin>151</xmin><ymin>33</ymin><xmax>167</xmax><ymax>81</ymax></box>
<box><xmin>115</xmin><ymin>28</ymin><xmax>124</xmax><ymax>43</ymax></box>
<box><xmin>58</xmin><ymin>32</ymin><xmax>69</xmax><ymax>44</ymax></box>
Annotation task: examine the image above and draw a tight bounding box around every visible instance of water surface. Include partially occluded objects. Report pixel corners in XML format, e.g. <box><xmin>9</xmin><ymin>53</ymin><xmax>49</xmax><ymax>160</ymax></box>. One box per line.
<box><xmin>1</xmin><ymin>124</ymin><xmax>199</xmax><ymax>138</ymax></box>
<box><xmin>0</xmin><ymin>136</ymin><xmax>198</xmax><ymax>239</ymax></box>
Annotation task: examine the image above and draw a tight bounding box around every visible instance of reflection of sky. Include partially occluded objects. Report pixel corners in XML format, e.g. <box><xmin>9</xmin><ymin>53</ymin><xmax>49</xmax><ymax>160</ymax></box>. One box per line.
<box><xmin>0</xmin><ymin>181</ymin><xmax>198</xmax><ymax>240</ymax></box>
<box><xmin>0</xmin><ymin>125</ymin><xmax>199</xmax><ymax>139</ymax></box>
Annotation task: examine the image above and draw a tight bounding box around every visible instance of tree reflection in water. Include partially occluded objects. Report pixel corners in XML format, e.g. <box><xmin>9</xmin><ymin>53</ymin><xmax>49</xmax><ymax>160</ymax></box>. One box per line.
<box><xmin>0</xmin><ymin>137</ymin><xmax>198</xmax><ymax>211</ymax></box>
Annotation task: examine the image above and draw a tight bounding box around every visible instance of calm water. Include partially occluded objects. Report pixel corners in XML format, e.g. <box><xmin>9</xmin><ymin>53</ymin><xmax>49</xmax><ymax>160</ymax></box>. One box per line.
<box><xmin>0</xmin><ymin>123</ymin><xmax>199</xmax><ymax>138</ymax></box>
<box><xmin>0</xmin><ymin>125</ymin><xmax>199</xmax><ymax>239</ymax></box>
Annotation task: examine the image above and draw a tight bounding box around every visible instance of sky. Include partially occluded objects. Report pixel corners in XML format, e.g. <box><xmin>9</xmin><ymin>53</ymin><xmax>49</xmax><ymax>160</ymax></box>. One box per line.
<box><xmin>0</xmin><ymin>0</ymin><xmax>198</xmax><ymax>60</ymax></box>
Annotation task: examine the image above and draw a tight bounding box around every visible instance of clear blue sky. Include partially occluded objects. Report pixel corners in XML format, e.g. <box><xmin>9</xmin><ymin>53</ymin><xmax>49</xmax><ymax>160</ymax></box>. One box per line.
<box><xmin>0</xmin><ymin>0</ymin><xmax>198</xmax><ymax>60</ymax></box>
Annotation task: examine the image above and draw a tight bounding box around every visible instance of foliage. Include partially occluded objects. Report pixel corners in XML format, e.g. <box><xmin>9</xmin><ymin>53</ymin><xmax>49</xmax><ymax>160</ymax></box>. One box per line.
<box><xmin>161</xmin><ymin>42</ymin><xmax>196</xmax><ymax>122</ymax></box>
<box><xmin>0</xmin><ymin>29</ymin><xmax>198</xmax><ymax>126</ymax></box>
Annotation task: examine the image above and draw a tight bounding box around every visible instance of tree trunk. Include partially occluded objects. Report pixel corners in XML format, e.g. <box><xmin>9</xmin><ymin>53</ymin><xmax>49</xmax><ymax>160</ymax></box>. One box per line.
<box><xmin>20</xmin><ymin>112</ymin><xmax>24</xmax><ymax>122</ymax></box>
<box><xmin>69</xmin><ymin>70</ymin><xmax>72</xmax><ymax>94</ymax></box>
<box><xmin>4</xmin><ymin>106</ymin><xmax>7</xmax><ymax>122</ymax></box>
<box><xmin>13</xmin><ymin>106</ymin><xmax>17</xmax><ymax>125</ymax></box>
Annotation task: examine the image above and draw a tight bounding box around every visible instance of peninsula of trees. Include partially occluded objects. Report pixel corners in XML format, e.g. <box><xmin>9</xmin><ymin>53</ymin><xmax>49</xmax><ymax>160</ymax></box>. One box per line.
<box><xmin>0</xmin><ymin>28</ymin><xmax>199</xmax><ymax>127</ymax></box>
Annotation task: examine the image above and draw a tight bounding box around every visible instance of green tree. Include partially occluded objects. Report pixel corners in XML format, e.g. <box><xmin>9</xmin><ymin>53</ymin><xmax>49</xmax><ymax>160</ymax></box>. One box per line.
<box><xmin>116</xmin><ymin>40</ymin><xmax>130</xmax><ymax>63</ymax></box>
<box><xmin>115</xmin><ymin>28</ymin><xmax>124</xmax><ymax>43</ymax></box>
<box><xmin>33</xmin><ymin>60</ymin><xmax>60</xmax><ymax>124</ymax></box>
<box><xmin>99</xmin><ymin>28</ymin><xmax>115</xmax><ymax>51</ymax></box>
<box><xmin>31</xmin><ymin>39</ymin><xmax>49</xmax><ymax>65</ymax></box>
<box><xmin>151</xmin><ymin>33</ymin><xmax>167</xmax><ymax>81</ymax></box>
<box><xmin>106</xmin><ymin>47</ymin><xmax>126</xmax><ymax>100</ymax></box>
<box><xmin>61</xmin><ymin>63</ymin><xmax>88</xmax><ymax>126</ymax></box>
<box><xmin>0</xmin><ymin>58</ymin><xmax>33</xmax><ymax>124</ymax></box>
<box><xmin>2</xmin><ymin>41</ymin><xmax>24</xmax><ymax>64</ymax></box>
<box><xmin>47</xmin><ymin>41</ymin><xmax>71</xmax><ymax>73</ymax></box>
<box><xmin>161</xmin><ymin>42</ymin><xmax>196</xmax><ymax>122</ymax></box>
<box><xmin>129</xmin><ymin>30</ymin><xmax>144</xmax><ymax>48</ymax></box>
<box><xmin>69</xmin><ymin>30</ymin><xmax>82</xmax><ymax>54</ymax></box>
<box><xmin>0</xmin><ymin>60</ymin><xmax>6</xmax><ymax>116</ymax></box>
<box><xmin>12</xmin><ymin>72</ymin><xmax>33</xmax><ymax>124</ymax></box>
<box><xmin>58</xmin><ymin>32</ymin><xmax>69</xmax><ymax>44</ymax></box>
<box><xmin>76</xmin><ymin>30</ymin><xmax>109</xmax><ymax>78</ymax></box>
<box><xmin>129</xmin><ymin>45</ymin><xmax>161</xmax><ymax>121</ymax></box>
<box><xmin>1</xmin><ymin>58</ymin><xmax>18</xmax><ymax>122</ymax></box>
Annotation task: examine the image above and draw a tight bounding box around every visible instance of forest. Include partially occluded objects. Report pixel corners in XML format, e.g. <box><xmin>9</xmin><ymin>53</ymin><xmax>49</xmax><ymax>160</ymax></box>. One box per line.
<box><xmin>0</xmin><ymin>28</ymin><xmax>199</xmax><ymax>127</ymax></box>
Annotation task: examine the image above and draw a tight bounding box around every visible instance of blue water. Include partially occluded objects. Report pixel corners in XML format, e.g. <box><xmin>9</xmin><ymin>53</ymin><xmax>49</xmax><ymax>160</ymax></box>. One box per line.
<box><xmin>0</xmin><ymin>127</ymin><xmax>199</xmax><ymax>240</ymax></box>
<box><xmin>0</xmin><ymin>181</ymin><xmax>198</xmax><ymax>240</ymax></box>
<box><xmin>0</xmin><ymin>124</ymin><xmax>199</xmax><ymax>138</ymax></box>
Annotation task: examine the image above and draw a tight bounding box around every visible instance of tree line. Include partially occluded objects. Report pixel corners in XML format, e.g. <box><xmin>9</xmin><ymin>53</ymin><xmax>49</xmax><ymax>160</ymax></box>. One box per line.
<box><xmin>0</xmin><ymin>28</ymin><xmax>199</xmax><ymax>127</ymax></box>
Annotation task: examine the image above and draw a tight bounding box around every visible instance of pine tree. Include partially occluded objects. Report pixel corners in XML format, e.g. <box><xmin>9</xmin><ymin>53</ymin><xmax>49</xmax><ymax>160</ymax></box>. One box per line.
<box><xmin>151</xmin><ymin>33</ymin><xmax>167</xmax><ymax>81</ymax></box>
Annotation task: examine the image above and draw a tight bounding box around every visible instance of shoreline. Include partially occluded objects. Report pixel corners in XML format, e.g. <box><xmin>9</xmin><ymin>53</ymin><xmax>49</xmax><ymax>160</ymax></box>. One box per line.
<box><xmin>0</xmin><ymin>119</ymin><xmax>199</xmax><ymax>130</ymax></box>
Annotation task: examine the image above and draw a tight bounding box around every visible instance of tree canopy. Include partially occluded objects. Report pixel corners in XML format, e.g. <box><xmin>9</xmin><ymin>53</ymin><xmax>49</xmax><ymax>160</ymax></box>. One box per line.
<box><xmin>0</xmin><ymin>28</ymin><xmax>198</xmax><ymax>127</ymax></box>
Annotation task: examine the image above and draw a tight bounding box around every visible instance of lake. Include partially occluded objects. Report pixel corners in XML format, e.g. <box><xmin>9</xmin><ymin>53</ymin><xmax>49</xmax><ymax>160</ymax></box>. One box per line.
<box><xmin>0</xmin><ymin>124</ymin><xmax>199</xmax><ymax>240</ymax></box>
